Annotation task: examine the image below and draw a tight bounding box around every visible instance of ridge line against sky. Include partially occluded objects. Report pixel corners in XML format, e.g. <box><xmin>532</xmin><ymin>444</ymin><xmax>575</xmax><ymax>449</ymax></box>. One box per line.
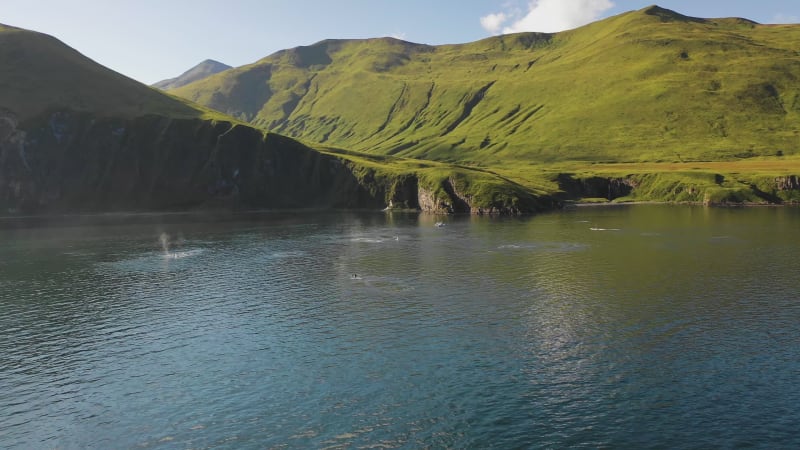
<box><xmin>1</xmin><ymin>0</ymin><xmax>799</xmax><ymax>85</ymax></box>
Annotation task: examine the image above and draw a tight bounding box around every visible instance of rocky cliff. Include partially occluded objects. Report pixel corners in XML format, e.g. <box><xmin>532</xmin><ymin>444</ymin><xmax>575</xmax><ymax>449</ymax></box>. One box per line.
<box><xmin>556</xmin><ymin>172</ymin><xmax>800</xmax><ymax>205</ymax></box>
<box><xmin>0</xmin><ymin>110</ymin><xmax>378</xmax><ymax>213</ymax></box>
<box><xmin>0</xmin><ymin>109</ymin><xmax>553</xmax><ymax>215</ymax></box>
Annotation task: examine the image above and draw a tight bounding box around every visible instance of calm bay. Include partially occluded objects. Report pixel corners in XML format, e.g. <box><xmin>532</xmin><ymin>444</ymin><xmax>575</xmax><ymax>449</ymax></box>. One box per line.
<box><xmin>1</xmin><ymin>205</ymin><xmax>799</xmax><ymax>448</ymax></box>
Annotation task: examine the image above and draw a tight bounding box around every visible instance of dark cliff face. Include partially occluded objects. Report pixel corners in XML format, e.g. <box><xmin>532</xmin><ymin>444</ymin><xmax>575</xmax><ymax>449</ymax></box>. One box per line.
<box><xmin>0</xmin><ymin>25</ymin><xmax>555</xmax><ymax>216</ymax></box>
<box><xmin>0</xmin><ymin>110</ymin><xmax>389</xmax><ymax>214</ymax></box>
<box><xmin>556</xmin><ymin>174</ymin><xmax>636</xmax><ymax>201</ymax></box>
<box><xmin>0</xmin><ymin>109</ymin><xmax>558</xmax><ymax>215</ymax></box>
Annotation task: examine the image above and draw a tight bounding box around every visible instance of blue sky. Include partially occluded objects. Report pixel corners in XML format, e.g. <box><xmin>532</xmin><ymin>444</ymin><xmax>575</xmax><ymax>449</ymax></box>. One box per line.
<box><xmin>2</xmin><ymin>0</ymin><xmax>799</xmax><ymax>84</ymax></box>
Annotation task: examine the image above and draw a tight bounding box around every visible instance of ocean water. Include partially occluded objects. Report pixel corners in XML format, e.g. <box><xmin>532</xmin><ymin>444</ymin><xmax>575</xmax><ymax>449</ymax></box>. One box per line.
<box><xmin>1</xmin><ymin>206</ymin><xmax>799</xmax><ymax>449</ymax></box>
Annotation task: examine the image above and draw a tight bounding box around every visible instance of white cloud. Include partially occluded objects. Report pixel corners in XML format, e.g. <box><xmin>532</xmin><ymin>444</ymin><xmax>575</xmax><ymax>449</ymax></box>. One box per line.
<box><xmin>480</xmin><ymin>12</ymin><xmax>509</xmax><ymax>34</ymax></box>
<box><xmin>771</xmin><ymin>13</ymin><xmax>800</xmax><ymax>24</ymax></box>
<box><xmin>481</xmin><ymin>0</ymin><xmax>615</xmax><ymax>35</ymax></box>
<box><xmin>391</xmin><ymin>32</ymin><xmax>408</xmax><ymax>40</ymax></box>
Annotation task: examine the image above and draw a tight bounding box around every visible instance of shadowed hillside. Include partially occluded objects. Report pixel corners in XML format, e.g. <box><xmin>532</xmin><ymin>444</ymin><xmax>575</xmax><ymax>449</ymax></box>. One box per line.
<box><xmin>172</xmin><ymin>5</ymin><xmax>800</xmax><ymax>165</ymax></box>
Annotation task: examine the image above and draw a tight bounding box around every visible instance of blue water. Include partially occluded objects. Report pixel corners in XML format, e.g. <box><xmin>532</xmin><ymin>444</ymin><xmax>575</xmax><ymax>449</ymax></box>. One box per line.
<box><xmin>1</xmin><ymin>206</ymin><xmax>799</xmax><ymax>448</ymax></box>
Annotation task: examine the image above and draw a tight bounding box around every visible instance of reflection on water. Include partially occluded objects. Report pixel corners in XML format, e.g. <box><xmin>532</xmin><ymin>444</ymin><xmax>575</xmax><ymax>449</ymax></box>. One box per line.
<box><xmin>1</xmin><ymin>206</ymin><xmax>799</xmax><ymax>449</ymax></box>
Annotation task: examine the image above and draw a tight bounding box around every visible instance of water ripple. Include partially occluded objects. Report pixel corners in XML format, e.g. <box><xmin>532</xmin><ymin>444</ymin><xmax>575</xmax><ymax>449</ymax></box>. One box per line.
<box><xmin>2</xmin><ymin>207</ymin><xmax>800</xmax><ymax>448</ymax></box>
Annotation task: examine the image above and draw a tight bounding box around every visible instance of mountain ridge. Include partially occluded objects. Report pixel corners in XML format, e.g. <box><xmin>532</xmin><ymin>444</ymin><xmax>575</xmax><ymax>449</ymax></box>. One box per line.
<box><xmin>0</xmin><ymin>24</ymin><xmax>547</xmax><ymax>215</ymax></box>
<box><xmin>153</xmin><ymin>59</ymin><xmax>232</xmax><ymax>91</ymax></box>
<box><xmin>0</xmin><ymin>23</ymin><xmax>227</xmax><ymax>122</ymax></box>
<box><xmin>170</xmin><ymin>5</ymin><xmax>800</xmax><ymax>165</ymax></box>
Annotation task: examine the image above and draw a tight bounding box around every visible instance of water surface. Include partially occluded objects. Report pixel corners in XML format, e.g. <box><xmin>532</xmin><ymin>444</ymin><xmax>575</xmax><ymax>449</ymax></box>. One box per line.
<box><xmin>2</xmin><ymin>206</ymin><xmax>799</xmax><ymax>448</ymax></box>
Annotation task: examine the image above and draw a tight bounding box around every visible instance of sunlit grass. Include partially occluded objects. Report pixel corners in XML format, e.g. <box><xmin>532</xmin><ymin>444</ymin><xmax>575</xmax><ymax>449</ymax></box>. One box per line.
<box><xmin>172</xmin><ymin>6</ymin><xmax>800</xmax><ymax>168</ymax></box>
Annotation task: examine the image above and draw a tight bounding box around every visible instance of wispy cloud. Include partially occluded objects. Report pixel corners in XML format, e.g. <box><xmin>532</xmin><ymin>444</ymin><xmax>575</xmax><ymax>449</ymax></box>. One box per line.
<box><xmin>390</xmin><ymin>32</ymin><xmax>408</xmax><ymax>41</ymax></box>
<box><xmin>770</xmin><ymin>13</ymin><xmax>800</xmax><ymax>24</ymax></box>
<box><xmin>481</xmin><ymin>0</ymin><xmax>615</xmax><ymax>35</ymax></box>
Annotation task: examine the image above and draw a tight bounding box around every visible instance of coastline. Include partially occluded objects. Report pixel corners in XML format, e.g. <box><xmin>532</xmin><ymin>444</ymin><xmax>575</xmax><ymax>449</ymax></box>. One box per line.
<box><xmin>569</xmin><ymin>200</ymin><xmax>798</xmax><ymax>208</ymax></box>
<box><xmin>4</xmin><ymin>199</ymin><xmax>798</xmax><ymax>230</ymax></box>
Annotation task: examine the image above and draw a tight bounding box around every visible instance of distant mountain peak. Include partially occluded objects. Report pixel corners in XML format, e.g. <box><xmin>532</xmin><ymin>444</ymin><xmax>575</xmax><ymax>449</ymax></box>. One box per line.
<box><xmin>153</xmin><ymin>59</ymin><xmax>232</xmax><ymax>90</ymax></box>
<box><xmin>638</xmin><ymin>5</ymin><xmax>758</xmax><ymax>26</ymax></box>
<box><xmin>640</xmin><ymin>5</ymin><xmax>704</xmax><ymax>23</ymax></box>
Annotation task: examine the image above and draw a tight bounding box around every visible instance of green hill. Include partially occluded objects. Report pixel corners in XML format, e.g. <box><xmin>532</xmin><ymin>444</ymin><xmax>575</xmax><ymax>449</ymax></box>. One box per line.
<box><xmin>0</xmin><ymin>24</ymin><xmax>229</xmax><ymax>122</ymax></box>
<box><xmin>0</xmin><ymin>24</ymin><xmax>547</xmax><ymax>215</ymax></box>
<box><xmin>172</xmin><ymin>5</ymin><xmax>800</xmax><ymax>166</ymax></box>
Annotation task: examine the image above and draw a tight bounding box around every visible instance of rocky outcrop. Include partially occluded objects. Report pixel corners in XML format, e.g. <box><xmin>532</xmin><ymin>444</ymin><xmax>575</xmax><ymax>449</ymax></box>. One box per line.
<box><xmin>774</xmin><ymin>176</ymin><xmax>800</xmax><ymax>191</ymax></box>
<box><xmin>554</xmin><ymin>172</ymin><xmax>800</xmax><ymax>205</ymax></box>
<box><xmin>386</xmin><ymin>175</ymin><xmax>420</xmax><ymax>210</ymax></box>
<box><xmin>556</xmin><ymin>174</ymin><xmax>636</xmax><ymax>200</ymax></box>
<box><xmin>415</xmin><ymin>186</ymin><xmax>441</xmax><ymax>213</ymax></box>
<box><xmin>414</xmin><ymin>181</ymin><xmax>472</xmax><ymax>214</ymax></box>
<box><xmin>412</xmin><ymin>176</ymin><xmax>557</xmax><ymax>215</ymax></box>
<box><xmin>748</xmin><ymin>175</ymin><xmax>800</xmax><ymax>204</ymax></box>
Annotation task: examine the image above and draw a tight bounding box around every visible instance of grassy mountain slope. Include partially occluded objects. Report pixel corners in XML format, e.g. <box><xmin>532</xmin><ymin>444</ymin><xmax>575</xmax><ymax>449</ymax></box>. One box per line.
<box><xmin>0</xmin><ymin>24</ymin><xmax>234</xmax><ymax>123</ymax></box>
<box><xmin>172</xmin><ymin>6</ymin><xmax>800</xmax><ymax>166</ymax></box>
<box><xmin>153</xmin><ymin>59</ymin><xmax>232</xmax><ymax>90</ymax></box>
<box><xmin>0</xmin><ymin>23</ymin><xmax>548</xmax><ymax>214</ymax></box>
